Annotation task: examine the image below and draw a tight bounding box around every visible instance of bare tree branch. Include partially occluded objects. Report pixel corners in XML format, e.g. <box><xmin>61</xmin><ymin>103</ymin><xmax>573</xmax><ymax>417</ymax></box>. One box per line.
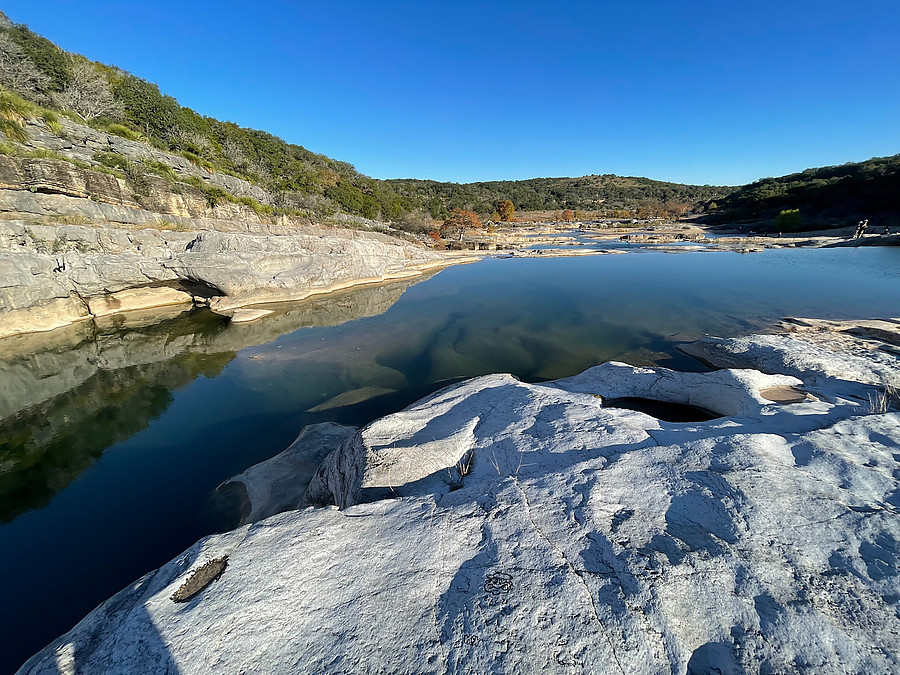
<box><xmin>0</xmin><ymin>33</ymin><xmax>50</xmax><ymax>99</ymax></box>
<box><xmin>51</xmin><ymin>58</ymin><xmax>123</xmax><ymax>121</ymax></box>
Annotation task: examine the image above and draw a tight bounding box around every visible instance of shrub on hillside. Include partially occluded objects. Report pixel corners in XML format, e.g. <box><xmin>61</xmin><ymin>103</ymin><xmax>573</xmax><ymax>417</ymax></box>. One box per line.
<box><xmin>52</xmin><ymin>58</ymin><xmax>122</xmax><ymax>121</ymax></box>
<box><xmin>774</xmin><ymin>209</ymin><xmax>802</xmax><ymax>232</ymax></box>
<box><xmin>2</xmin><ymin>24</ymin><xmax>70</xmax><ymax>94</ymax></box>
<box><xmin>0</xmin><ymin>33</ymin><xmax>51</xmax><ymax>99</ymax></box>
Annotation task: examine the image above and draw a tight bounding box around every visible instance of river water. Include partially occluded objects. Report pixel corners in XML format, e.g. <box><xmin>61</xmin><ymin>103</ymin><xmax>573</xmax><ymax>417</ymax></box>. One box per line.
<box><xmin>2</xmin><ymin>246</ymin><xmax>900</xmax><ymax>670</ymax></box>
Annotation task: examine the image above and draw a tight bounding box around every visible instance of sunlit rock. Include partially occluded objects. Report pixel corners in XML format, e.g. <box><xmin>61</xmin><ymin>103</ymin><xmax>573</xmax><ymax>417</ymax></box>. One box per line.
<box><xmin>19</xmin><ymin>324</ymin><xmax>899</xmax><ymax>674</ymax></box>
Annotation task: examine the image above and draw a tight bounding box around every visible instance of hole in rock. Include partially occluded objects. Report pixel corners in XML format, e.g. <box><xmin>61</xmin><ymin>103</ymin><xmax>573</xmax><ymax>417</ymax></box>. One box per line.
<box><xmin>603</xmin><ymin>397</ymin><xmax>720</xmax><ymax>423</ymax></box>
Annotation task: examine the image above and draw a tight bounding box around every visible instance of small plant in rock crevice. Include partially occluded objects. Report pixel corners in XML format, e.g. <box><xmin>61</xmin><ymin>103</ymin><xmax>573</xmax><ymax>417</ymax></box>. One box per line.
<box><xmin>448</xmin><ymin>450</ymin><xmax>474</xmax><ymax>491</ymax></box>
<box><xmin>868</xmin><ymin>384</ymin><xmax>900</xmax><ymax>414</ymax></box>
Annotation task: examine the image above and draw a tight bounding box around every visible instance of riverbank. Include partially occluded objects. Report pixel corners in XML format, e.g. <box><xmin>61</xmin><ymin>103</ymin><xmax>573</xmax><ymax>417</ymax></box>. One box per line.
<box><xmin>18</xmin><ymin>317</ymin><xmax>899</xmax><ymax>674</ymax></box>
<box><xmin>0</xmin><ymin>220</ymin><xmax>477</xmax><ymax>340</ymax></box>
<box><xmin>465</xmin><ymin>219</ymin><xmax>899</xmax><ymax>254</ymax></box>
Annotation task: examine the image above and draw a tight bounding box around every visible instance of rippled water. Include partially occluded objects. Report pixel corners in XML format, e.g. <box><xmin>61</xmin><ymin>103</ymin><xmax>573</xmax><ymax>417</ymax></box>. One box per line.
<box><xmin>2</xmin><ymin>246</ymin><xmax>900</xmax><ymax>670</ymax></box>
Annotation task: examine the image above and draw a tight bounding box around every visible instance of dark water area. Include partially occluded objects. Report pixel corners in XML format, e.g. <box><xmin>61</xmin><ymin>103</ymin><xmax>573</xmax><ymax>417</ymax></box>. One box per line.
<box><xmin>1</xmin><ymin>246</ymin><xmax>900</xmax><ymax>671</ymax></box>
<box><xmin>604</xmin><ymin>397</ymin><xmax>721</xmax><ymax>422</ymax></box>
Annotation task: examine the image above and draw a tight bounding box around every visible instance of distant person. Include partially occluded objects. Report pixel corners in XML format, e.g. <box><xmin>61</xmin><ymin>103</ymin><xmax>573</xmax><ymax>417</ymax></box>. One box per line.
<box><xmin>854</xmin><ymin>220</ymin><xmax>864</xmax><ymax>238</ymax></box>
<box><xmin>883</xmin><ymin>225</ymin><xmax>891</xmax><ymax>236</ymax></box>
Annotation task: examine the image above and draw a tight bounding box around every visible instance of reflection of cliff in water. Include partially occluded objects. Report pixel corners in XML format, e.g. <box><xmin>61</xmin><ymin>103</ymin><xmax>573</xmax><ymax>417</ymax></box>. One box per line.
<box><xmin>0</xmin><ymin>276</ymin><xmax>431</xmax><ymax>522</ymax></box>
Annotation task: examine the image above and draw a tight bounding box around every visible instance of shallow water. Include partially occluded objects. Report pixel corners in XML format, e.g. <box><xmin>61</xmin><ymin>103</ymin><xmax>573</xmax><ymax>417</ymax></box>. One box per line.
<box><xmin>2</xmin><ymin>246</ymin><xmax>900</xmax><ymax>670</ymax></box>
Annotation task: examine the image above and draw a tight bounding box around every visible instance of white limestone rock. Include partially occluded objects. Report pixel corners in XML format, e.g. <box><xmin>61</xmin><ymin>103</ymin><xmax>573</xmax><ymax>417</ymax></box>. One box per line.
<box><xmin>0</xmin><ymin>221</ymin><xmax>449</xmax><ymax>339</ymax></box>
<box><xmin>220</xmin><ymin>422</ymin><xmax>357</xmax><ymax>525</ymax></box>
<box><xmin>679</xmin><ymin>319</ymin><xmax>900</xmax><ymax>405</ymax></box>
<box><xmin>18</xmin><ymin>339</ymin><xmax>900</xmax><ymax>674</ymax></box>
<box><xmin>86</xmin><ymin>287</ymin><xmax>193</xmax><ymax>317</ymax></box>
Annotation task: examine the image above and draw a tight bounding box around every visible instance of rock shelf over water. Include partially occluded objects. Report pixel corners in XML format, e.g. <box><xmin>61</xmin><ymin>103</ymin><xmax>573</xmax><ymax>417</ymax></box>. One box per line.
<box><xmin>0</xmin><ymin>221</ymin><xmax>463</xmax><ymax>339</ymax></box>
<box><xmin>18</xmin><ymin>320</ymin><xmax>900</xmax><ymax>674</ymax></box>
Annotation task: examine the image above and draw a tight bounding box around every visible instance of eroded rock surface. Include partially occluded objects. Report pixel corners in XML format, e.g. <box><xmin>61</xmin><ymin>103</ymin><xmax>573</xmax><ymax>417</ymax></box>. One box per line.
<box><xmin>0</xmin><ymin>220</ymin><xmax>450</xmax><ymax>339</ymax></box>
<box><xmin>679</xmin><ymin>317</ymin><xmax>900</xmax><ymax>394</ymax></box>
<box><xmin>18</xmin><ymin>326</ymin><xmax>900</xmax><ymax>674</ymax></box>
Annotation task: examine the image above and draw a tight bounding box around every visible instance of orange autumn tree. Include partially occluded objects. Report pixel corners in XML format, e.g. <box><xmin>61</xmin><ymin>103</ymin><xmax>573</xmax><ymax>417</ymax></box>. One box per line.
<box><xmin>561</xmin><ymin>209</ymin><xmax>574</xmax><ymax>222</ymax></box>
<box><xmin>496</xmin><ymin>200</ymin><xmax>515</xmax><ymax>222</ymax></box>
<box><xmin>440</xmin><ymin>208</ymin><xmax>481</xmax><ymax>240</ymax></box>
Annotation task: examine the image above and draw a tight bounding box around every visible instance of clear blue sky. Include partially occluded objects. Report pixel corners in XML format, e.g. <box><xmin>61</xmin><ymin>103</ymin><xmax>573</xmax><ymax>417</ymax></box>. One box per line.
<box><xmin>4</xmin><ymin>0</ymin><xmax>898</xmax><ymax>185</ymax></box>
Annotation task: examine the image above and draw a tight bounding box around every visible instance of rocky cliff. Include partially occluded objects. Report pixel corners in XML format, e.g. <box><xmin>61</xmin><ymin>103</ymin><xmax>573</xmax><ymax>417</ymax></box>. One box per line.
<box><xmin>0</xmin><ymin>218</ymin><xmax>452</xmax><ymax>339</ymax></box>
<box><xmin>18</xmin><ymin>321</ymin><xmax>900</xmax><ymax>674</ymax></box>
<box><xmin>0</xmin><ymin>116</ymin><xmax>459</xmax><ymax>342</ymax></box>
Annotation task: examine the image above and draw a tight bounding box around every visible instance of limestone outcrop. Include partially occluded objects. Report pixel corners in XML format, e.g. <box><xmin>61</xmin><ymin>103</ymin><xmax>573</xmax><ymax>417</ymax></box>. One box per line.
<box><xmin>19</xmin><ymin>324</ymin><xmax>899</xmax><ymax>674</ymax></box>
<box><xmin>679</xmin><ymin>317</ymin><xmax>900</xmax><ymax>392</ymax></box>
<box><xmin>0</xmin><ymin>220</ymin><xmax>451</xmax><ymax>339</ymax></box>
<box><xmin>0</xmin><ymin>155</ymin><xmax>270</xmax><ymax>226</ymax></box>
<box><xmin>18</xmin><ymin>117</ymin><xmax>270</xmax><ymax>204</ymax></box>
<box><xmin>0</xmin><ymin>125</ymin><xmax>461</xmax><ymax>342</ymax></box>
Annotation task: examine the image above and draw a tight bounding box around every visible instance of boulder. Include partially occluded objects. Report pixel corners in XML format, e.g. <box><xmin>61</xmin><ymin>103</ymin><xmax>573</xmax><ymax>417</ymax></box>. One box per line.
<box><xmin>219</xmin><ymin>423</ymin><xmax>358</xmax><ymax>525</ymax></box>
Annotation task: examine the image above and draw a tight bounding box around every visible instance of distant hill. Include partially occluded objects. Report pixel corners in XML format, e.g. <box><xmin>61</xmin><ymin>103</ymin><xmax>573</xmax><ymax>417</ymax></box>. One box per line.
<box><xmin>385</xmin><ymin>174</ymin><xmax>729</xmax><ymax>218</ymax></box>
<box><xmin>710</xmin><ymin>154</ymin><xmax>900</xmax><ymax>229</ymax></box>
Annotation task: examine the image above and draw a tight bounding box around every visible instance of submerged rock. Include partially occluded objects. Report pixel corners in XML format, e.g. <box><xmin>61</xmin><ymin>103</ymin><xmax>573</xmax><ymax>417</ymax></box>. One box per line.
<box><xmin>18</xmin><ymin>327</ymin><xmax>900</xmax><ymax>674</ymax></box>
<box><xmin>227</xmin><ymin>308</ymin><xmax>273</xmax><ymax>323</ymax></box>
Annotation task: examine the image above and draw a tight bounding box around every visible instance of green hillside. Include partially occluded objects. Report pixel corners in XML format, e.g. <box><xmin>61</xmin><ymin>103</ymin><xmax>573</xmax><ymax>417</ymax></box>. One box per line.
<box><xmin>2</xmin><ymin>12</ymin><xmax>895</xmax><ymax>232</ymax></box>
<box><xmin>386</xmin><ymin>174</ymin><xmax>728</xmax><ymax>218</ymax></box>
<box><xmin>710</xmin><ymin>154</ymin><xmax>900</xmax><ymax>228</ymax></box>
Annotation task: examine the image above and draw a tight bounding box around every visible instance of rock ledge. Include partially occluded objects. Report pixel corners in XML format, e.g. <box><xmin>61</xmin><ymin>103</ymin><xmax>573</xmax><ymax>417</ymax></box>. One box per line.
<box><xmin>18</xmin><ymin>322</ymin><xmax>900</xmax><ymax>674</ymax></box>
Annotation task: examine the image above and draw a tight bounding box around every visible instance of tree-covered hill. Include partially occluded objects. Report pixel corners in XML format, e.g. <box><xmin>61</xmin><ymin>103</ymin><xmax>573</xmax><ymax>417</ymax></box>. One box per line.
<box><xmin>710</xmin><ymin>154</ymin><xmax>900</xmax><ymax>227</ymax></box>
<box><xmin>0</xmin><ymin>12</ymin><xmax>734</xmax><ymax>228</ymax></box>
<box><xmin>386</xmin><ymin>174</ymin><xmax>729</xmax><ymax>217</ymax></box>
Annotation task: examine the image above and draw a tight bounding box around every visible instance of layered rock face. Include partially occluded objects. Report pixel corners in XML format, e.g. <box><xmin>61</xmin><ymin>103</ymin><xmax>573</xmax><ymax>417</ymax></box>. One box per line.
<box><xmin>0</xmin><ymin>220</ymin><xmax>447</xmax><ymax>338</ymax></box>
<box><xmin>18</xmin><ymin>117</ymin><xmax>271</xmax><ymax>204</ymax></box>
<box><xmin>0</xmin><ymin>121</ymin><xmax>453</xmax><ymax>341</ymax></box>
<box><xmin>0</xmin><ymin>151</ymin><xmax>271</xmax><ymax>228</ymax></box>
<box><xmin>19</xmin><ymin>324</ymin><xmax>900</xmax><ymax>674</ymax></box>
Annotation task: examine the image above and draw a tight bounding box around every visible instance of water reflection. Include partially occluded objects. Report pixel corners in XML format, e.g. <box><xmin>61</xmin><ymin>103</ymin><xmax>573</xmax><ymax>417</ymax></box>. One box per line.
<box><xmin>0</xmin><ymin>275</ymin><xmax>434</xmax><ymax>523</ymax></box>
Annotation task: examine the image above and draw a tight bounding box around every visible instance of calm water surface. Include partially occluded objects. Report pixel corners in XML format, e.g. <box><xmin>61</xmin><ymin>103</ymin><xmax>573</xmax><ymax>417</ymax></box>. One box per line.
<box><xmin>2</xmin><ymin>246</ymin><xmax>900</xmax><ymax>670</ymax></box>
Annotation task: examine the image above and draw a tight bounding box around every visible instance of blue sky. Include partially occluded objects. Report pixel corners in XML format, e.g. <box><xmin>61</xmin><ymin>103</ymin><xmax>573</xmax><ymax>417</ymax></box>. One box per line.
<box><xmin>3</xmin><ymin>1</ymin><xmax>898</xmax><ymax>185</ymax></box>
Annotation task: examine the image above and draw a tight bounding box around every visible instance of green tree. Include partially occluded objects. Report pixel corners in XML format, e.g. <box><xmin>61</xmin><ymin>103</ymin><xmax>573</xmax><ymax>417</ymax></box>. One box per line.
<box><xmin>774</xmin><ymin>209</ymin><xmax>802</xmax><ymax>232</ymax></box>
<box><xmin>111</xmin><ymin>75</ymin><xmax>180</xmax><ymax>139</ymax></box>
